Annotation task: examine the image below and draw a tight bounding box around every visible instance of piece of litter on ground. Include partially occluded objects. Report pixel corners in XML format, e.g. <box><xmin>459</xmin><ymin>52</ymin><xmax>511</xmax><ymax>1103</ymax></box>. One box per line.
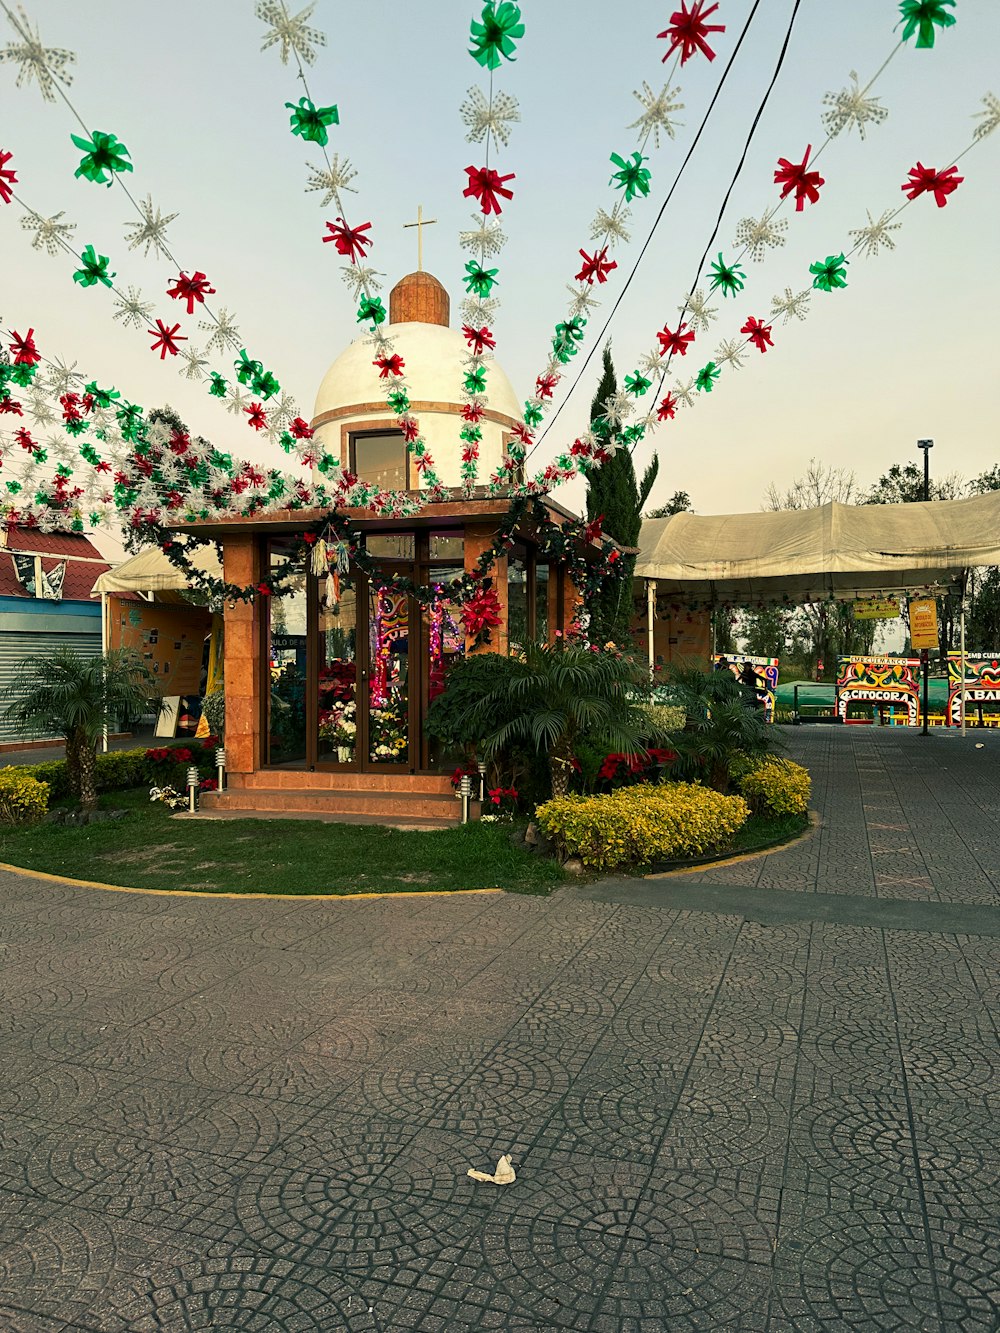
<box><xmin>467</xmin><ymin>1153</ymin><xmax>516</xmax><ymax>1185</ymax></box>
<box><xmin>975</xmin><ymin>743</ymin><xmax>985</xmax><ymax>749</ymax></box>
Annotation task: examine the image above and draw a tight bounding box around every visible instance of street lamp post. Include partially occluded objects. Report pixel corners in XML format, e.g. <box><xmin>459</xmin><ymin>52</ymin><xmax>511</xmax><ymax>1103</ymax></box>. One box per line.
<box><xmin>917</xmin><ymin>439</ymin><xmax>934</xmax><ymax>735</ymax></box>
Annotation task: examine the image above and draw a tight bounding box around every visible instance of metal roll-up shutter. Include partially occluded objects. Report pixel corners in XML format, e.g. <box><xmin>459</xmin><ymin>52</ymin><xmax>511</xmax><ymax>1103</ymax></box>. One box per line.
<box><xmin>0</xmin><ymin>631</ymin><xmax>102</xmax><ymax>741</ymax></box>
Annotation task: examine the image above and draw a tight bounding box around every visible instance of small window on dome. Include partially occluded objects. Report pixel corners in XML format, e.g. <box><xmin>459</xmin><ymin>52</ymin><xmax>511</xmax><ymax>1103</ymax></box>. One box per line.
<box><xmin>350</xmin><ymin>430</ymin><xmax>409</xmax><ymax>491</ymax></box>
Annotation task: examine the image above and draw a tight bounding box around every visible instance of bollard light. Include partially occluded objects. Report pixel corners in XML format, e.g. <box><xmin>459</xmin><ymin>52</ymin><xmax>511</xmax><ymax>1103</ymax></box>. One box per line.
<box><xmin>460</xmin><ymin>774</ymin><xmax>472</xmax><ymax>825</ymax></box>
<box><xmin>187</xmin><ymin>765</ymin><xmax>199</xmax><ymax>814</ymax></box>
<box><xmin>477</xmin><ymin>758</ymin><xmax>487</xmax><ymax>802</ymax></box>
<box><xmin>215</xmin><ymin>746</ymin><xmax>226</xmax><ymax>791</ymax></box>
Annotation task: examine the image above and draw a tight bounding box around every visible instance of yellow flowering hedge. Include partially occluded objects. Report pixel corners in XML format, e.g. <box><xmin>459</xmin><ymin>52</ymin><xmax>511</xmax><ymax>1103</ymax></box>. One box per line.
<box><xmin>0</xmin><ymin>767</ymin><xmax>50</xmax><ymax>825</ymax></box>
<box><xmin>535</xmin><ymin>781</ymin><xmax>749</xmax><ymax>871</ymax></box>
<box><xmin>736</xmin><ymin>757</ymin><xmax>811</xmax><ymax>816</ymax></box>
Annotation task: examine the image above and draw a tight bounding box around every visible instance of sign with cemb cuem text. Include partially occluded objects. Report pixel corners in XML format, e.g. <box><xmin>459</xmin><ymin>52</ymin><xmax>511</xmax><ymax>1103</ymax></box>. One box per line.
<box><xmin>908</xmin><ymin>598</ymin><xmax>939</xmax><ymax>651</ymax></box>
<box><xmin>853</xmin><ymin>597</ymin><xmax>901</xmax><ymax>620</ymax></box>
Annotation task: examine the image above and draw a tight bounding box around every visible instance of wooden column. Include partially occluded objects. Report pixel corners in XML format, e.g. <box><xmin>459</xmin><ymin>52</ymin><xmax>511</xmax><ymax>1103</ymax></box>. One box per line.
<box><xmin>222</xmin><ymin>537</ymin><xmax>262</xmax><ymax>775</ymax></box>
<box><xmin>562</xmin><ymin>564</ymin><xmax>582</xmax><ymax>635</ymax></box>
<box><xmin>464</xmin><ymin>522</ymin><xmax>508</xmax><ymax>655</ymax></box>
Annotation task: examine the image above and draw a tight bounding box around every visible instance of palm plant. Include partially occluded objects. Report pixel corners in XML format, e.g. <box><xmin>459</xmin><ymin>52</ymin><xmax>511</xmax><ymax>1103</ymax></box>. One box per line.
<box><xmin>663</xmin><ymin>664</ymin><xmax>776</xmax><ymax>792</ymax></box>
<box><xmin>459</xmin><ymin>642</ymin><xmax>655</xmax><ymax>797</ymax></box>
<box><xmin>1</xmin><ymin>648</ymin><xmax>159</xmax><ymax>809</ymax></box>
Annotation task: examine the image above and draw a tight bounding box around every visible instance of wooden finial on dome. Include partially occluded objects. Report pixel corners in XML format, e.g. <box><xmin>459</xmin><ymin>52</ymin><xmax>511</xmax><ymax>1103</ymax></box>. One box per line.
<box><xmin>389</xmin><ymin>271</ymin><xmax>450</xmax><ymax>327</ymax></box>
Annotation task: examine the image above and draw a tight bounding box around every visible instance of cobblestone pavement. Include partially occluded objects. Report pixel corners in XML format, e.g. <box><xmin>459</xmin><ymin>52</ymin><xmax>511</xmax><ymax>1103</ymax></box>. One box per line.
<box><xmin>0</xmin><ymin>727</ymin><xmax>997</xmax><ymax>1330</ymax></box>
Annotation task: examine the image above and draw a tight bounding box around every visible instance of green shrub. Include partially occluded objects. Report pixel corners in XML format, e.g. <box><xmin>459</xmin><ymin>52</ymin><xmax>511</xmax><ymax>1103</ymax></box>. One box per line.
<box><xmin>735</xmin><ymin>757</ymin><xmax>811</xmax><ymax>816</ymax></box>
<box><xmin>535</xmin><ymin>781</ymin><xmax>749</xmax><ymax>871</ymax></box>
<box><xmin>202</xmin><ymin>688</ymin><xmax>225</xmax><ymax>740</ymax></box>
<box><xmin>16</xmin><ymin>740</ymin><xmax>217</xmax><ymax>804</ymax></box>
<box><xmin>0</xmin><ymin>767</ymin><xmax>50</xmax><ymax>824</ymax></box>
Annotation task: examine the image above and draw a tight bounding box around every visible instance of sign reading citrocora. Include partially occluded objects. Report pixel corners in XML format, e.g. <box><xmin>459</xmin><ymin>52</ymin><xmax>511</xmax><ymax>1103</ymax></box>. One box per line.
<box><xmin>836</xmin><ymin>656</ymin><xmax>921</xmax><ymax>725</ymax></box>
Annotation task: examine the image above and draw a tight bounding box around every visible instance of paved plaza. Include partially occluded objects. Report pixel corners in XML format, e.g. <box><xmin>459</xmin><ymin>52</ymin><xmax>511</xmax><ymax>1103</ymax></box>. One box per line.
<box><xmin>0</xmin><ymin>726</ymin><xmax>997</xmax><ymax>1330</ymax></box>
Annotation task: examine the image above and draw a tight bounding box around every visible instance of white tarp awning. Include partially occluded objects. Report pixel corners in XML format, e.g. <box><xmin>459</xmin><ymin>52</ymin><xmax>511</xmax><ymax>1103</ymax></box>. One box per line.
<box><xmin>92</xmin><ymin>543</ymin><xmax>222</xmax><ymax>594</ymax></box>
<box><xmin>635</xmin><ymin>492</ymin><xmax>1000</xmax><ymax>602</ymax></box>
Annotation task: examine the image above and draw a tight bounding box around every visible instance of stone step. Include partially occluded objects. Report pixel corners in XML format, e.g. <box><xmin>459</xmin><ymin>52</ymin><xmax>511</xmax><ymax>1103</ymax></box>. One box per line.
<box><xmin>202</xmin><ymin>787</ymin><xmax>463</xmax><ymax>823</ymax></box>
<box><xmin>233</xmin><ymin>770</ymin><xmax>455</xmax><ymax>795</ymax></box>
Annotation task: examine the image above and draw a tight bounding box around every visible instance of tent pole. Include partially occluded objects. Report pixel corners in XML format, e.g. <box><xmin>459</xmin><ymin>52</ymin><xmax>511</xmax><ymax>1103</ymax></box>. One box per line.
<box><xmin>101</xmin><ymin>591</ymin><xmax>109</xmax><ymax>754</ymax></box>
<box><xmin>646</xmin><ymin>580</ymin><xmax>655</xmax><ymax>681</ymax></box>
<box><xmin>960</xmin><ymin>586</ymin><xmax>967</xmax><ymax>737</ymax></box>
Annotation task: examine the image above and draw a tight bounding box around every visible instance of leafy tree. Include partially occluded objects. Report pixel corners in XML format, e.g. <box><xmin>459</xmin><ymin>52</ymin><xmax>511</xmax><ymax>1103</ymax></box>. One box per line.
<box><xmin>645</xmin><ymin>490</ymin><xmax>693</xmax><ymax>518</ymax></box>
<box><xmin>585</xmin><ymin>344</ymin><xmax>658</xmax><ymax>645</ymax></box>
<box><xmin>1</xmin><ymin>649</ymin><xmax>160</xmax><ymax>809</ymax></box>
<box><xmin>741</xmin><ymin>606</ymin><xmax>789</xmax><ymax>660</ymax></box>
<box><xmin>863</xmin><ymin>461</ymin><xmax>964</xmax><ymax>505</ymax></box>
<box><xmin>966</xmin><ymin>466</ymin><xmax>1000</xmax><ymax>652</ymax></box>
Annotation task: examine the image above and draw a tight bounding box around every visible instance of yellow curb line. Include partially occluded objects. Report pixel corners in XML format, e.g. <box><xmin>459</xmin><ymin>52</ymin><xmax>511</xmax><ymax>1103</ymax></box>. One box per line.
<box><xmin>643</xmin><ymin>810</ymin><xmax>821</xmax><ymax>879</ymax></box>
<box><xmin>0</xmin><ymin>860</ymin><xmax>503</xmax><ymax>903</ymax></box>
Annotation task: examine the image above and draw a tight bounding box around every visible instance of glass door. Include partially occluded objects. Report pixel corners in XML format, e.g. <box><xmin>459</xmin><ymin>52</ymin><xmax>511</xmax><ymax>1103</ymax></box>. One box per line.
<box><xmin>317</xmin><ymin>584</ymin><xmax>359</xmax><ymax>765</ymax></box>
<box><xmin>366</xmin><ymin>580</ymin><xmax>411</xmax><ymax>767</ymax></box>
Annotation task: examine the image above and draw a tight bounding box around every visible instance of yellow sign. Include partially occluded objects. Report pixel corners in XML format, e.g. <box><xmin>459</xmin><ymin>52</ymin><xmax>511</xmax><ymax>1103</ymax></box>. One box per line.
<box><xmin>909</xmin><ymin>597</ymin><xmax>939</xmax><ymax>650</ymax></box>
<box><xmin>853</xmin><ymin>598</ymin><xmax>900</xmax><ymax>620</ymax></box>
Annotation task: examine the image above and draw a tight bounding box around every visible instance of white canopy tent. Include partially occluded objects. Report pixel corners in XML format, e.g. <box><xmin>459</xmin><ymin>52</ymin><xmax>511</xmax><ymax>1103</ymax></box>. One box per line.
<box><xmin>92</xmin><ymin>544</ymin><xmax>222</xmax><ymax>594</ymax></box>
<box><xmin>636</xmin><ymin>491</ymin><xmax>1000</xmax><ymax>735</ymax></box>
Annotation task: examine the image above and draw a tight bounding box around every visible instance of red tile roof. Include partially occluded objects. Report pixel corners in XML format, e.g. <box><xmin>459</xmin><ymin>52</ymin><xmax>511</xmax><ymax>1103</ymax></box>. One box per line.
<box><xmin>0</xmin><ymin>526</ymin><xmax>110</xmax><ymax>602</ymax></box>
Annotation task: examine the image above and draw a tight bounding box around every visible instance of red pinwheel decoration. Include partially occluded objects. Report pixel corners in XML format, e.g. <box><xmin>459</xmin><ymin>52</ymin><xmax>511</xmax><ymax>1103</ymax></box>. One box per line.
<box><xmin>9</xmin><ymin>329</ymin><xmax>41</xmax><ymax>366</ymax></box>
<box><xmin>60</xmin><ymin>392</ymin><xmax>83</xmax><ymax>421</ymax></box>
<box><xmin>461</xmin><ymin>402</ymin><xmax>484</xmax><ymax>423</ymax></box>
<box><xmin>535</xmin><ymin>373</ymin><xmax>559</xmax><ymax>400</ymax></box>
<box><xmin>322</xmin><ymin>217</ymin><xmax>373</xmax><ymax>263</ymax></box>
<box><xmin>289</xmin><ymin>416</ymin><xmax>314</xmax><ymax>439</ymax></box>
<box><xmin>657</xmin><ymin>393</ymin><xmax>679</xmax><ymax>421</ymax></box>
<box><xmin>576</xmin><ymin>247</ymin><xmax>617</xmax><ymax>285</ymax></box>
<box><xmin>774</xmin><ymin>145</ymin><xmax>825</xmax><ymax>211</ymax></box>
<box><xmin>148</xmin><ymin>320</ymin><xmax>187</xmax><ymax>359</ymax></box>
<box><xmin>463</xmin><ymin>165</ymin><xmax>516</xmax><ymax>216</ymax></box>
<box><xmin>0</xmin><ymin>397</ymin><xmax>23</xmax><ymax>416</ymax></box>
<box><xmin>657</xmin><ymin>322</ymin><xmax>695</xmax><ymax>358</ymax></box>
<box><xmin>374</xmin><ymin>354</ymin><xmax>405</xmax><ymax>378</ymax></box>
<box><xmin>461</xmin><ymin>324</ymin><xmax>496</xmax><ymax>353</ymax></box>
<box><xmin>14</xmin><ymin>427</ymin><xmax>37</xmax><ymax>451</ymax></box>
<box><xmin>400</xmin><ymin>418</ymin><xmax>420</xmax><ymax>444</ymax></box>
<box><xmin>244</xmin><ymin>403</ymin><xmax>268</xmax><ymax>431</ymax></box>
<box><xmin>741</xmin><ymin>316</ymin><xmax>774</xmax><ymax>353</ymax></box>
<box><xmin>166</xmin><ymin>271</ymin><xmax>216</xmax><ymax>315</ymax></box>
<box><xmin>658</xmin><ymin>1</ymin><xmax>725</xmax><ymax>64</ymax></box>
<box><xmin>902</xmin><ymin>161</ymin><xmax>964</xmax><ymax>207</ymax></box>
<box><xmin>0</xmin><ymin>148</ymin><xmax>16</xmax><ymax>204</ymax></box>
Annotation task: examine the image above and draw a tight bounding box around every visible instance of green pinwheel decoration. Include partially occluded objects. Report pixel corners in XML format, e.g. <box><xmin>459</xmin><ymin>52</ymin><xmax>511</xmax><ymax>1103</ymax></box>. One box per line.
<box><xmin>622</xmin><ymin>423</ymin><xmax>646</xmax><ymax>446</ymax></box>
<box><xmin>73</xmin><ymin>244</ymin><xmax>115</xmax><ymax>288</ymax></box>
<box><xmin>115</xmin><ymin>402</ymin><xmax>144</xmax><ymax>441</ymax></box>
<box><xmin>469</xmin><ymin>1</ymin><xmax>524</xmax><ymax>70</ymax></box>
<box><xmin>695</xmin><ymin>362</ymin><xmax>720</xmax><ymax>392</ymax></box>
<box><xmin>285</xmin><ymin>97</ymin><xmax>339</xmax><ymax>146</ymax></box>
<box><xmin>357</xmin><ymin>295</ymin><xmax>387</xmax><ymax>324</ymax></box>
<box><xmin>84</xmin><ymin>381</ymin><xmax>119</xmax><ymax>408</ymax></box>
<box><xmin>609</xmin><ymin>150</ymin><xmax>651</xmax><ymax>202</ymax></box>
<box><xmin>523</xmin><ymin>401</ymin><xmax>544</xmax><ymax>427</ymax></box>
<box><xmin>252</xmin><ymin>368</ymin><xmax>281</xmax><ymax>400</ymax></box>
<box><xmin>387</xmin><ymin>388</ymin><xmax>410</xmax><ymax>414</ymax></box>
<box><xmin>464</xmin><ymin>366</ymin><xmax>488</xmax><ymax>394</ymax></box>
<box><xmin>625</xmin><ymin>371</ymin><xmax>652</xmax><ymax>397</ymax></box>
<box><xmin>9</xmin><ymin>363</ymin><xmax>36</xmax><ymax>388</ymax></box>
<box><xmin>809</xmin><ymin>253</ymin><xmax>849</xmax><ymax>291</ymax></box>
<box><xmin>707</xmin><ymin>252</ymin><xmax>745</xmax><ymax>298</ymax></box>
<box><xmin>208</xmin><ymin>372</ymin><xmax>228</xmax><ymax>398</ymax></box>
<box><xmin>71</xmin><ymin>130</ymin><xmax>132</xmax><ymax>185</ymax></box>
<box><xmin>898</xmin><ymin>0</ymin><xmax>956</xmax><ymax>48</ymax></box>
<box><xmin>235</xmin><ymin>349</ymin><xmax>263</xmax><ymax>386</ymax></box>
<box><xmin>463</xmin><ymin>260</ymin><xmax>499</xmax><ymax>297</ymax></box>
<box><xmin>551</xmin><ymin>317</ymin><xmax>586</xmax><ymax>365</ymax></box>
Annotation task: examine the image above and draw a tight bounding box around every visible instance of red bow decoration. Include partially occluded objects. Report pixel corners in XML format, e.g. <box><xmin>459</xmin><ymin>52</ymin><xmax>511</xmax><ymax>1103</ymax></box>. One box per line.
<box><xmin>374</xmin><ymin>354</ymin><xmax>405</xmax><ymax>378</ymax></box>
<box><xmin>0</xmin><ymin>397</ymin><xmax>22</xmax><ymax>416</ymax></box>
<box><xmin>14</xmin><ymin>427</ymin><xmax>37</xmax><ymax>451</ymax></box>
<box><xmin>535</xmin><ymin>373</ymin><xmax>559</xmax><ymax>399</ymax></box>
<box><xmin>460</xmin><ymin>585</ymin><xmax>502</xmax><ymax>637</ymax></box>
<box><xmin>657</xmin><ymin>322</ymin><xmax>695</xmax><ymax>358</ymax></box>
<box><xmin>741</xmin><ymin>316</ymin><xmax>774</xmax><ymax>353</ymax></box>
<box><xmin>658</xmin><ymin>1</ymin><xmax>725</xmax><ymax>64</ymax></box>
<box><xmin>570</xmin><ymin>437</ymin><xmax>592</xmax><ymax>457</ymax></box>
<box><xmin>902</xmin><ymin>161</ymin><xmax>964</xmax><ymax>207</ymax></box>
<box><xmin>512</xmin><ymin>422</ymin><xmax>534</xmax><ymax>447</ymax></box>
<box><xmin>60</xmin><ymin>392</ymin><xmax>83</xmax><ymax>421</ymax></box>
<box><xmin>166</xmin><ymin>270</ymin><xmax>216</xmax><ymax>315</ymax></box>
<box><xmin>461</xmin><ymin>323</ymin><xmax>496</xmax><ymax>352</ymax></box>
<box><xmin>244</xmin><ymin>402</ymin><xmax>268</xmax><ymax>431</ymax></box>
<box><xmin>0</xmin><ymin>148</ymin><xmax>16</xmax><ymax>204</ymax></box>
<box><xmin>576</xmin><ymin>246</ymin><xmax>617</xmax><ymax>285</ymax></box>
<box><xmin>169</xmin><ymin>430</ymin><xmax>190</xmax><ymax>454</ymax></box>
<box><xmin>9</xmin><ymin>329</ymin><xmax>40</xmax><ymax>366</ymax></box>
<box><xmin>461</xmin><ymin>402</ymin><xmax>484</xmax><ymax>423</ymax></box>
<box><xmin>289</xmin><ymin>416</ymin><xmax>314</xmax><ymax>439</ymax></box>
<box><xmin>657</xmin><ymin>393</ymin><xmax>679</xmax><ymax>421</ymax></box>
<box><xmin>148</xmin><ymin>319</ymin><xmax>187</xmax><ymax>359</ymax></box>
<box><xmin>584</xmin><ymin>514</ymin><xmax>604</xmax><ymax>543</ymax></box>
<box><xmin>400</xmin><ymin>418</ymin><xmax>420</xmax><ymax>443</ymax></box>
<box><xmin>463</xmin><ymin>165</ymin><xmax>515</xmax><ymax>215</ymax></box>
<box><xmin>322</xmin><ymin>217</ymin><xmax>373</xmax><ymax>263</ymax></box>
<box><xmin>774</xmin><ymin>145</ymin><xmax>824</xmax><ymax>211</ymax></box>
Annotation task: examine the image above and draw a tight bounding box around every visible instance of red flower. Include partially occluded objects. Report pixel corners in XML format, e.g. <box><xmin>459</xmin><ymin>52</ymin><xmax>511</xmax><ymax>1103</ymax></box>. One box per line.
<box><xmin>740</xmin><ymin>315</ymin><xmax>774</xmax><ymax>353</ymax></box>
<box><xmin>657</xmin><ymin>322</ymin><xmax>695</xmax><ymax>358</ymax></box>
<box><xmin>166</xmin><ymin>270</ymin><xmax>215</xmax><ymax>315</ymax></box>
<box><xmin>199</xmin><ymin>777</ymin><xmax>218</xmax><ymax>791</ymax></box>
<box><xmin>244</xmin><ymin>402</ymin><xmax>268</xmax><ymax>431</ymax></box>
<box><xmin>657</xmin><ymin>393</ymin><xmax>679</xmax><ymax>422</ymax></box>
<box><xmin>658</xmin><ymin>1</ymin><xmax>725</xmax><ymax>64</ymax></box>
<box><xmin>9</xmin><ymin>328</ymin><xmax>40</xmax><ymax>366</ymax></box>
<box><xmin>461</xmin><ymin>401</ymin><xmax>484</xmax><ymax>423</ymax></box>
<box><xmin>0</xmin><ymin>397</ymin><xmax>23</xmax><ymax>417</ymax></box>
<box><xmin>463</xmin><ymin>165</ymin><xmax>515</xmax><ymax>215</ymax></box>
<box><xmin>902</xmin><ymin>161</ymin><xmax>963</xmax><ymax>208</ymax></box>
<box><xmin>400</xmin><ymin>418</ymin><xmax>420</xmax><ymax>444</ymax></box>
<box><xmin>289</xmin><ymin>416</ymin><xmax>314</xmax><ymax>439</ymax></box>
<box><xmin>460</xmin><ymin>586</ymin><xmax>502</xmax><ymax>637</ymax></box>
<box><xmin>322</xmin><ymin>216</ymin><xmax>373</xmax><ymax>263</ymax></box>
<box><xmin>774</xmin><ymin>145</ymin><xmax>824</xmax><ymax>211</ymax></box>
<box><xmin>575</xmin><ymin>246</ymin><xmax>617</xmax><ymax>285</ymax></box>
<box><xmin>461</xmin><ymin>324</ymin><xmax>496</xmax><ymax>353</ymax></box>
<box><xmin>512</xmin><ymin>422</ymin><xmax>534</xmax><ymax>447</ymax></box>
<box><xmin>60</xmin><ymin>392</ymin><xmax>83</xmax><ymax>421</ymax></box>
<box><xmin>256</xmin><ymin>582</ymin><xmax>271</xmax><ymax>596</ymax></box>
<box><xmin>174</xmin><ymin>748</ymin><xmax>193</xmax><ymax>762</ymax></box>
<box><xmin>148</xmin><ymin>319</ymin><xmax>187</xmax><ymax>359</ymax></box>
<box><xmin>374</xmin><ymin>353</ymin><xmax>405</xmax><ymax>378</ymax></box>
<box><xmin>0</xmin><ymin>148</ymin><xmax>16</xmax><ymax>204</ymax></box>
<box><xmin>14</xmin><ymin>427</ymin><xmax>37</xmax><ymax>451</ymax></box>
<box><xmin>535</xmin><ymin>373</ymin><xmax>559</xmax><ymax>399</ymax></box>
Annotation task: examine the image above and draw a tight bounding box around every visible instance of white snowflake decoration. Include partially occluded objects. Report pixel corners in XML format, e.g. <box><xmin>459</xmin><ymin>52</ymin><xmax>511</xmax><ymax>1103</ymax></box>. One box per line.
<box><xmin>27</xmin><ymin>391</ymin><xmax>57</xmax><ymax>426</ymax></box>
<box><xmin>255</xmin><ymin>0</ymin><xmax>325</xmax><ymax>66</ymax></box>
<box><xmin>44</xmin><ymin>357</ymin><xmax>84</xmax><ymax>396</ymax></box>
<box><xmin>566</xmin><ymin>283</ymin><xmax>600</xmax><ymax>320</ymax></box>
<box><xmin>821</xmin><ymin>71</ymin><xmax>888</xmax><ymax>140</ymax></box>
<box><xmin>225</xmin><ymin>387</ymin><xmax>250</xmax><ymax>416</ymax></box>
<box><xmin>637</xmin><ymin>347</ymin><xmax>665</xmax><ymax>377</ymax></box>
<box><xmin>770</xmin><ymin>287</ymin><xmax>811</xmax><ymax>324</ymax></box>
<box><xmin>178</xmin><ymin>346</ymin><xmax>209</xmax><ymax>382</ymax></box>
<box><xmin>267</xmin><ymin>392</ymin><xmax>298</xmax><ymax>430</ymax></box>
<box><xmin>0</xmin><ymin>4</ymin><xmax>75</xmax><ymax>103</ymax></box>
<box><xmin>973</xmin><ymin>91</ymin><xmax>1000</xmax><ymax>141</ymax></box>
<box><xmin>671</xmin><ymin>378</ymin><xmax>697</xmax><ymax>410</ymax></box>
<box><xmin>304</xmin><ymin>155</ymin><xmax>357</xmax><ymax>206</ymax></box>
<box><xmin>112</xmin><ymin>287</ymin><xmax>155</xmax><ymax>331</ymax></box>
<box><xmin>460</xmin><ymin>216</ymin><xmax>507</xmax><ymax>257</ymax></box>
<box><xmin>628</xmin><ymin>80</ymin><xmax>684</xmax><ymax>150</ymax></box>
<box><xmin>714</xmin><ymin>338</ymin><xmax>747</xmax><ymax>371</ymax></box>
<box><xmin>340</xmin><ymin>265</ymin><xmax>383</xmax><ymax>300</ymax></box>
<box><xmin>460</xmin><ymin>295</ymin><xmax>500</xmax><ymax>326</ymax></box>
<box><xmin>733</xmin><ymin>212</ymin><xmax>788</xmax><ymax>263</ymax></box>
<box><xmin>848</xmin><ymin>208</ymin><xmax>902</xmax><ymax>259</ymax></box>
<box><xmin>590</xmin><ymin>206</ymin><xmax>631</xmax><ymax>247</ymax></box>
<box><xmin>460</xmin><ymin>86</ymin><xmax>520</xmax><ymax>147</ymax></box>
<box><xmin>198</xmin><ymin>307</ymin><xmax>241</xmax><ymax>355</ymax></box>
<box><xmin>123</xmin><ymin>195</ymin><xmax>179</xmax><ymax>260</ymax></box>
<box><xmin>680</xmin><ymin>288</ymin><xmax>717</xmax><ymax>333</ymax></box>
<box><xmin>20</xmin><ymin>209</ymin><xmax>75</xmax><ymax>257</ymax></box>
<box><xmin>599</xmin><ymin>391</ymin><xmax>636</xmax><ymax>430</ymax></box>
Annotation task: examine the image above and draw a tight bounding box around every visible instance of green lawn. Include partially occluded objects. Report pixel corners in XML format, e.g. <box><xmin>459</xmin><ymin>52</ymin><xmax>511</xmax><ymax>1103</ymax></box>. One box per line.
<box><xmin>0</xmin><ymin>790</ymin><xmax>564</xmax><ymax>897</ymax></box>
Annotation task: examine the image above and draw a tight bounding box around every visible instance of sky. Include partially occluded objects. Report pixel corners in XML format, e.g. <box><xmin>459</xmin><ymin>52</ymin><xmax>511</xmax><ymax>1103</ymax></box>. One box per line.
<box><xmin>2</xmin><ymin>0</ymin><xmax>998</xmax><ymax>562</ymax></box>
